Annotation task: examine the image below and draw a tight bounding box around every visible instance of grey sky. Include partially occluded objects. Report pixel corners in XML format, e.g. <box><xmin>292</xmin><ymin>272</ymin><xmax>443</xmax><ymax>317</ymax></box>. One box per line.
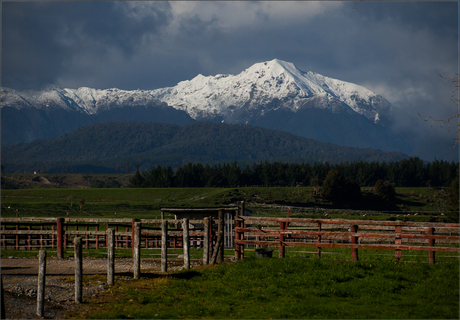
<box><xmin>1</xmin><ymin>1</ymin><xmax>459</xmax><ymax>159</ymax></box>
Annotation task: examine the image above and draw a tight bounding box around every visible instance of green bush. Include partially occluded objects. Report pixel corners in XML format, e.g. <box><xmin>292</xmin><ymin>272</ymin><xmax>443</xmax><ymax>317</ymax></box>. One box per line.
<box><xmin>322</xmin><ymin>170</ymin><xmax>361</xmax><ymax>203</ymax></box>
<box><xmin>374</xmin><ymin>179</ymin><xmax>396</xmax><ymax>201</ymax></box>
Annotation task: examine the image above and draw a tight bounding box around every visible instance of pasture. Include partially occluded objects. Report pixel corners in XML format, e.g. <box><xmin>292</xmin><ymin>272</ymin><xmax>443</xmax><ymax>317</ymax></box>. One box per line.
<box><xmin>1</xmin><ymin>186</ymin><xmax>456</xmax><ymax>222</ymax></box>
<box><xmin>67</xmin><ymin>257</ymin><xmax>459</xmax><ymax>319</ymax></box>
<box><xmin>1</xmin><ymin>186</ymin><xmax>458</xmax><ymax>319</ymax></box>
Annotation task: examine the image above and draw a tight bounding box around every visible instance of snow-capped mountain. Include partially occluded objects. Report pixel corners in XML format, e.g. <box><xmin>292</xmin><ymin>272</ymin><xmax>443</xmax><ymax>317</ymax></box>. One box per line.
<box><xmin>1</xmin><ymin>86</ymin><xmax>164</xmax><ymax>114</ymax></box>
<box><xmin>1</xmin><ymin>59</ymin><xmax>392</xmax><ymax>124</ymax></box>
<box><xmin>150</xmin><ymin>59</ymin><xmax>393</xmax><ymax>126</ymax></box>
<box><xmin>1</xmin><ymin>59</ymin><xmax>409</xmax><ymax>153</ymax></box>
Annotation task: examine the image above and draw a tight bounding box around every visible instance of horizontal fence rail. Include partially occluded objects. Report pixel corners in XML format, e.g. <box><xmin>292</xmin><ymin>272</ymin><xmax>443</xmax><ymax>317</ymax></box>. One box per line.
<box><xmin>2</xmin><ymin>209</ymin><xmax>459</xmax><ymax>265</ymax></box>
<box><xmin>233</xmin><ymin>216</ymin><xmax>460</xmax><ymax>264</ymax></box>
<box><xmin>0</xmin><ymin>216</ymin><xmax>225</xmax><ymax>260</ymax></box>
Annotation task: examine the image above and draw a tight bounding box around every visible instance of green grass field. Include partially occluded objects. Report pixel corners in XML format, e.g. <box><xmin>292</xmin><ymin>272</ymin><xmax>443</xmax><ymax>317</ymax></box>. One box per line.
<box><xmin>66</xmin><ymin>257</ymin><xmax>458</xmax><ymax>319</ymax></box>
<box><xmin>1</xmin><ymin>186</ymin><xmax>457</xmax><ymax>222</ymax></box>
<box><xmin>2</xmin><ymin>185</ymin><xmax>458</xmax><ymax>319</ymax></box>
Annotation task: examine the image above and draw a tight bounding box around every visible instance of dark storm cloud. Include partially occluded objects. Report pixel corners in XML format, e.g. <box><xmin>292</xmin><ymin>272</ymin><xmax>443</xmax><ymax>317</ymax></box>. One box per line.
<box><xmin>2</xmin><ymin>1</ymin><xmax>172</xmax><ymax>90</ymax></box>
<box><xmin>1</xmin><ymin>1</ymin><xmax>457</xmax><ymax>160</ymax></box>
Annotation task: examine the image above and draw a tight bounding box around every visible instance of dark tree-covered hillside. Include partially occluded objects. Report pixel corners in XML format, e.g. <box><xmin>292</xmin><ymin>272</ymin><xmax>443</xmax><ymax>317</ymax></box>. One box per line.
<box><xmin>1</xmin><ymin>121</ymin><xmax>409</xmax><ymax>174</ymax></box>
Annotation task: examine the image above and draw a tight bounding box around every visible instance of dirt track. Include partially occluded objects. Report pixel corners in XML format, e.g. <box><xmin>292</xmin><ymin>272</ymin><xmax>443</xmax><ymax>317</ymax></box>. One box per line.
<box><xmin>1</xmin><ymin>256</ymin><xmax>204</xmax><ymax>319</ymax></box>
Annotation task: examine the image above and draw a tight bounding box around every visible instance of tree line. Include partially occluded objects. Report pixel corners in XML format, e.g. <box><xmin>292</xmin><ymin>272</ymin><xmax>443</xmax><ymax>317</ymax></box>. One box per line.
<box><xmin>129</xmin><ymin>157</ymin><xmax>458</xmax><ymax>188</ymax></box>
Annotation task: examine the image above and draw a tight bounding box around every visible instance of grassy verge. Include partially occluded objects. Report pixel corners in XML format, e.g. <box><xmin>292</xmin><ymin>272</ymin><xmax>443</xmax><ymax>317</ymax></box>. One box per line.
<box><xmin>66</xmin><ymin>258</ymin><xmax>458</xmax><ymax>319</ymax></box>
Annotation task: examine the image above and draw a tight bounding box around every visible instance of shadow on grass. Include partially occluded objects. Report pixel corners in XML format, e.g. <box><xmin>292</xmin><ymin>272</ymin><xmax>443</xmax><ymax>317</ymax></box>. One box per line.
<box><xmin>112</xmin><ymin>270</ymin><xmax>202</xmax><ymax>280</ymax></box>
<box><xmin>324</xmin><ymin>193</ymin><xmax>427</xmax><ymax>212</ymax></box>
<box><xmin>170</xmin><ymin>270</ymin><xmax>202</xmax><ymax>280</ymax></box>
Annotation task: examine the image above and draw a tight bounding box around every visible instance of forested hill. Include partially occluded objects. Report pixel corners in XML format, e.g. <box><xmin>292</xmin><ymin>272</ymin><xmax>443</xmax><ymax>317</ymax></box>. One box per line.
<box><xmin>1</xmin><ymin>121</ymin><xmax>409</xmax><ymax>174</ymax></box>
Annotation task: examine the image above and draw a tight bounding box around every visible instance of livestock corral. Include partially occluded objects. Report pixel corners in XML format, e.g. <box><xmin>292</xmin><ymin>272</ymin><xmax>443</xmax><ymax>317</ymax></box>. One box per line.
<box><xmin>1</xmin><ymin>203</ymin><xmax>459</xmax><ymax>319</ymax></box>
<box><xmin>1</xmin><ymin>203</ymin><xmax>459</xmax><ymax>263</ymax></box>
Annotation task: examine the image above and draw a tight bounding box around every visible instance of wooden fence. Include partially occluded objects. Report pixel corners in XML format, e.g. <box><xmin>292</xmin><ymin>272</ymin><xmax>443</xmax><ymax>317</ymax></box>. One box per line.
<box><xmin>2</xmin><ymin>212</ymin><xmax>459</xmax><ymax>265</ymax></box>
<box><xmin>234</xmin><ymin>216</ymin><xmax>460</xmax><ymax>264</ymax></box>
<box><xmin>0</xmin><ymin>215</ymin><xmax>225</xmax><ymax>261</ymax></box>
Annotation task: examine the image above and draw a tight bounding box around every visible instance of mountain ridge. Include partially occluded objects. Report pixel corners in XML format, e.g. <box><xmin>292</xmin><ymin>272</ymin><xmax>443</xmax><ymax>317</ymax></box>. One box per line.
<box><xmin>1</xmin><ymin>59</ymin><xmax>410</xmax><ymax>154</ymax></box>
<box><xmin>151</xmin><ymin>59</ymin><xmax>392</xmax><ymax>126</ymax></box>
<box><xmin>1</xmin><ymin>121</ymin><xmax>409</xmax><ymax>174</ymax></box>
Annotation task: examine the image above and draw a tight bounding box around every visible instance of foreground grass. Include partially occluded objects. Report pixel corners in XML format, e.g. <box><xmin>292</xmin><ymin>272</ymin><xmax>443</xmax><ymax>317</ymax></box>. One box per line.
<box><xmin>69</xmin><ymin>258</ymin><xmax>458</xmax><ymax>319</ymax></box>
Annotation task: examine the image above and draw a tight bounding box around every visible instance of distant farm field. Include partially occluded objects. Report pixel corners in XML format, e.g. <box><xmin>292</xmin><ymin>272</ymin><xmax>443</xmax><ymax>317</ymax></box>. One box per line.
<box><xmin>1</xmin><ymin>186</ymin><xmax>456</xmax><ymax>222</ymax></box>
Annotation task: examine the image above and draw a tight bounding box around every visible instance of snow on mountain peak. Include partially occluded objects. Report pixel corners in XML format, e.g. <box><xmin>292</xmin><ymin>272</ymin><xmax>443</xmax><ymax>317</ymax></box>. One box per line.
<box><xmin>1</xmin><ymin>59</ymin><xmax>392</xmax><ymax>125</ymax></box>
<box><xmin>150</xmin><ymin>59</ymin><xmax>391</xmax><ymax>124</ymax></box>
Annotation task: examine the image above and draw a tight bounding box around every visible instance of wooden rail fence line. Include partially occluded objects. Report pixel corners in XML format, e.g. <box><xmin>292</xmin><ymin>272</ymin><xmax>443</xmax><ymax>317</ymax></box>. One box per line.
<box><xmin>0</xmin><ymin>216</ymin><xmax>226</xmax><ymax>263</ymax></box>
<box><xmin>2</xmin><ymin>206</ymin><xmax>459</xmax><ymax>265</ymax></box>
<box><xmin>233</xmin><ymin>216</ymin><xmax>459</xmax><ymax>264</ymax></box>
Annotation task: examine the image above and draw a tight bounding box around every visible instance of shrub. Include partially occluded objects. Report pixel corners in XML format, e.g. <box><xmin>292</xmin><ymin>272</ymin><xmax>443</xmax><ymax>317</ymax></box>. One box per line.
<box><xmin>322</xmin><ymin>170</ymin><xmax>361</xmax><ymax>203</ymax></box>
<box><xmin>374</xmin><ymin>179</ymin><xmax>396</xmax><ymax>201</ymax></box>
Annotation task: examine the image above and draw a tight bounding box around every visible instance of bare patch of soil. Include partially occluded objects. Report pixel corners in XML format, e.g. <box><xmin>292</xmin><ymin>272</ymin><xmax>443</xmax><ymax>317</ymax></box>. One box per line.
<box><xmin>1</xmin><ymin>257</ymin><xmax>205</xmax><ymax>319</ymax></box>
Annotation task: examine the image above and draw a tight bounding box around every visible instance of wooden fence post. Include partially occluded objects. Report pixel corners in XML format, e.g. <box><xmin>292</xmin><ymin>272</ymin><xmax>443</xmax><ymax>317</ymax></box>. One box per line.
<box><xmin>428</xmin><ymin>227</ymin><xmax>436</xmax><ymax>264</ymax></box>
<box><xmin>218</xmin><ymin>209</ymin><xmax>225</xmax><ymax>263</ymax></box>
<box><xmin>39</xmin><ymin>226</ymin><xmax>43</xmax><ymax>249</ymax></box>
<box><xmin>52</xmin><ymin>225</ymin><xmax>55</xmax><ymax>249</ymax></box>
<box><xmin>203</xmin><ymin>217</ymin><xmax>210</xmax><ymax>265</ymax></box>
<box><xmin>107</xmin><ymin>229</ymin><xmax>115</xmax><ymax>286</ymax></box>
<box><xmin>27</xmin><ymin>226</ymin><xmax>31</xmax><ymax>250</ymax></box>
<box><xmin>56</xmin><ymin>218</ymin><xmax>64</xmax><ymax>259</ymax></box>
<box><xmin>183</xmin><ymin>218</ymin><xmax>190</xmax><ymax>270</ymax></box>
<box><xmin>95</xmin><ymin>225</ymin><xmax>99</xmax><ymax>250</ymax></box>
<box><xmin>74</xmin><ymin>237</ymin><xmax>83</xmax><ymax>303</ymax></box>
<box><xmin>1</xmin><ymin>274</ymin><xmax>5</xmax><ymax>319</ymax></box>
<box><xmin>132</xmin><ymin>221</ymin><xmax>136</xmax><ymax>252</ymax></box>
<box><xmin>395</xmin><ymin>224</ymin><xmax>402</xmax><ymax>262</ymax></box>
<box><xmin>279</xmin><ymin>221</ymin><xmax>286</xmax><ymax>258</ymax></box>
<box><xmin>106</xmin><ymin>223</ymin><xmax>109</xmax><ymax>248</ymax></box>
<box><xmin>235</xmin><ymin>201</ymin><xmax>245</xmax><ymax>260</ymax></box>
<box><xmin>85</xmin><ymin>226</ymin><xmax>89</xmax><ymax>249</ymax></box>
<box><xmin>36</xmin><ymin>250</ymin><xmax>46</xmax><ymax>317</ymax></box>
<box><xmin>317</xmin><ymin>222</ymin><xmax>322</xmax><ymax>259</ymax></box>
<box><xmin>351</xmin><ymin>225</ymin><xmax>359</xmax><ymax>262</ymax></box>
<box><xmin>15</xmin><ymin>216</ymin><xmax>19</xmax><ymax>250</ymax></box>
<box><xmin>161</xmin><ymin>220</ymin><xmax>168</xmax><ymax>273</ymax></box>
<box><xmin>133</xmin><ymin>222</ymin><xmax>141</xmax><ymax>279</ymax></box>
<box><xmin>209</xmin><ymin>217</ymin><xmax>214</xmax><ymax>261</ymax></box>
<box><xmin>210</xmin><ymin>231</ymin><xmax>223</xmax><ymax>265</ymax></box>
<box><xmin>2</xmin><ymin>224</ymin><xmax>6</xmax><ymax>250</ymax></box>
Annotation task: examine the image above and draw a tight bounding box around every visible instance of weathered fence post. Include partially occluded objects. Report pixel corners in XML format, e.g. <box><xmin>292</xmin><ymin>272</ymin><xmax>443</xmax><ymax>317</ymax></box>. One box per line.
<box><xmin>161</xmin><ymin>220</ymin><xmax>168</xmax><ymax>273</ymax></box>
<box><xmin>183</xmin><ymin>218</ymin><xmax>190</xmax><ymax>270</ymax></box>
<box><xmin>317</xmin><ymin>222</ymin><xmax>322</xmax><ymax>259</ymax></box>
<box><xmin>132</xmin><ymin>219</ymin><xmax>139</xmax><ymax>255</ymax></box>
<box><xmin>395</xmin><ymin>223</ymin><xmax>402</xmax><ymax>262</ymax></box>
<box><xmin>203</xmin><ymin>217</ymin><xmax>210</xmax><ymax>265</ymax></box>
<box><xmin>217</xmin><ymin>209</ymin><xmax>224</xmax><ymax>263</ymax></box>
<box><xmin>74</xmin><ymin>237</ymin><xmax>83</xmax><ymax>303</ymax></box>
<box><xmin>56</xmin><ymin>218</ymin><xmax>64</xmax><ymax>259</ymax></box>
<box><xmin>1</xmin><ymin>274</ymin><xmax>5</xmax><ymax>319</ymax></box>
<box><xmin>279</xmin><ymin>221</ymin><xmax>286</xmax><ymax>258</ymax></box>
<box><xmin>210</xmin><ymin>231</ymin><xmax>223</xmax><ymax>265</ymax></box>
<box><xmin>107</xmin><ymin>229</ymin><xmax>115</xmax><ymax>286</ymax></box>
<box><xmin>133</xmin><ymin>222</ymin><xmax>141</xmax><ymax>279</ymax></box>
<box><xmin>234</xmin><ymin>201</ymin><xmax>245</xmax><ymax>260</ymax></box>
<box><xmin>37</xmin><ymin>250</ymin><xmax>46</xmax><ymax>317</ymax></box>
<box><xmin>15</xmin><ymin>215</ymin><xmax>19</xmax><ymax>250</ymax></box>
<box><xmin>2</xmin><ymin>224</ymin><xmax>6</xmax><ymax>250</ymax></box>
<box><xmin>428</xmin><ymin>227</ymin><xmax>436</xmax><ymax>264</ymax></box>
<box><xmin>209</xmin><ymin>217</ymin><xmax>214</xmax><ymax>261</ymax></box>
<box><xmin>40</xmin><ymin>226</ymin><xmax>43</xmax><ymax>249</ymax></box>
<box><xmin>85</xmin><ymin>225</ymin><xmax>89</xmax><ymax>249</ymax></box>
<box><xmin>351</xmin><ymin>225</ymin><xmax>359</xmax><ymax>262</ymax></box>
<box><xmin>95</xmin><ymin>224</ymin><xmax>99</xmax><ymax>250</ymax></box>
